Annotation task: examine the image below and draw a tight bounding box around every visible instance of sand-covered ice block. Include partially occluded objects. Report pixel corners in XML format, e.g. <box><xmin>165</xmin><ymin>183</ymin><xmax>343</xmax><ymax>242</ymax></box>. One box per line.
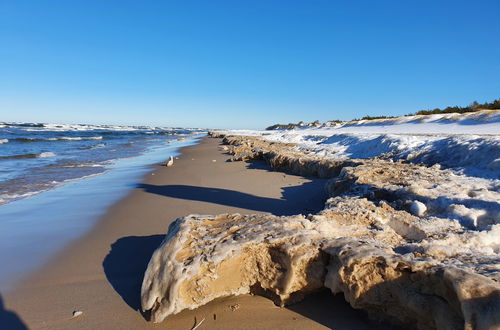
<box><xmin>141</xmin><ymin>213</ymin><xmax>332</xmax><ymax>323</ymax></box>
<box><xmin>216</xmin><ymin>134</ymin><xmax>500</xmax><ymax>231</ymax></box>
<box><xmin>218</xmin><ymin>134</ymin><xmax>360</xmax><ymax>178</ymax></box>
<box><xmin>324</xmin><ymin>238</ymin><xmax>500</xmax><ymax>330</ymax></box>
<box><xmin>142</xmin><ymin>134</ymin><xmax>500</xmax><ymax>328</ymax></box>
<box><xmin>141</xmin><ymin>210</ymin><xmax>500</xmax><ymax>328</ymax></box>
<box><xmin>325</xmin><ymin>159</ymin><xmax>500</xmax><ymax>230</ymax></box>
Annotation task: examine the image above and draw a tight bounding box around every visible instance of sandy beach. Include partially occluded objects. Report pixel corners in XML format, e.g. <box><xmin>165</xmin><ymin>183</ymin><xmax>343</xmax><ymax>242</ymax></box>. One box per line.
<box><xmin>1</xmin><ymin>137</ymin><xmax>391</xmax><ymax>330</ymax></box>
<box><xmin>3</xmin><ymin>1</ymin><xmax>499</xmax><ymax>328</ymax></box>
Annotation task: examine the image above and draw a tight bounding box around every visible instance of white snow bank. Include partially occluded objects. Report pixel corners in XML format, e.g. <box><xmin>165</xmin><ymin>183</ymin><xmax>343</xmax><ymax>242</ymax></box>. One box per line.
<box><xmin>315</xmin><ymin>110</ymin><xmax>500</xmax><ymax>135</ymax></box>
<box><xmin>141</xmin><ymin>132</ymin><xmax>500</xmax><ymax>328</ymax></box>
<box><xmin>226</xmin><ymin>111</ymin><xmax>500</xmax><ymax>179</ymax></box>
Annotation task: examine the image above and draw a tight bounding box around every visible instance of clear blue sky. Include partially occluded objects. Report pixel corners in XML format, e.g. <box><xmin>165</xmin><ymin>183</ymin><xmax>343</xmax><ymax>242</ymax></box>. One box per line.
<box><xmin>1</xmin><ymin>1</ymin><xmax>499</xmax><ymax>129</ymax></box>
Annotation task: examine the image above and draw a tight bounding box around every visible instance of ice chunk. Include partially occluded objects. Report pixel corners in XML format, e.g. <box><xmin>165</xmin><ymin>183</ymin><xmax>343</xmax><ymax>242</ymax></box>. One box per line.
<box><xmin>409</xmin><ymin>200</ymin><xmax>427</xmax><ymax>216</ymax></box>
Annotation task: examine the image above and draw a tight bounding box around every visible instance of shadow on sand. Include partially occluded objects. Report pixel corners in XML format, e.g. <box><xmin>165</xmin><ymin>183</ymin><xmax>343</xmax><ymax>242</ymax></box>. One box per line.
<box><xmin>136</xmin><ymin>181</ymin><xmax>326</xmax><ymax>216</ymax></box>
<box><xmin>0</xmin><ymin>294</ymin><xmax>27</xmax><ymax>330</ymax></box>
<box><xmin>103</xmin><ymin>235</ymin><xmax>165</xmax><ymax>312</ymax></box>
<box><xmin>287</xmin><ymin>290</ymin><xmax>399</xmax><ymax>330</ymax></box>
<box><xmin>105</xmin><ymin>170</ymin><xmax>327</xmax><ymax>314</ymax></box>
<box><xmin>103</xmin><ymin>234</ymin><xmax>399</xmax><ymax>328</ymax></box>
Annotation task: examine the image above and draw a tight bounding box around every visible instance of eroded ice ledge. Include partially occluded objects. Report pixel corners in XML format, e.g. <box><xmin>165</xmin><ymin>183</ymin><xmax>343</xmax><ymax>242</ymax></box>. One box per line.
<box><xmin>141</xmin><ymin>134</ymin><xmax>500</xmax><ymax>329</ymax></box>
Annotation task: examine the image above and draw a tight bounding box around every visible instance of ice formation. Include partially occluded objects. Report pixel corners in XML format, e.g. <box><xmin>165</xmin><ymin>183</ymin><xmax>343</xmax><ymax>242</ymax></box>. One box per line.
<box><xmin>222</xmin><ymin>110</ymin><xmax>500</xmax><ymax>179</ymax></box>
<box><xmin>142</xmin><ymin>121</ymin><xmax>500</xmax><ymax>329</ymax></box>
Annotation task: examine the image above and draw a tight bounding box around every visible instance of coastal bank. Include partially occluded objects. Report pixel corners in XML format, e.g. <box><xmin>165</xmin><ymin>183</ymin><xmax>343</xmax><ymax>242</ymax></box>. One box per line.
<box><xmin>2</xmin><ymin>137</ymin><xmax>389</xmax><ymax>330</ymax></box>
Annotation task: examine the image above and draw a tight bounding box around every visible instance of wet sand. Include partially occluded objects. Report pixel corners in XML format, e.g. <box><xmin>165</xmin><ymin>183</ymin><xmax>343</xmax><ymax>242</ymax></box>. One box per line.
<box><xmin>2</xmin><ymin>137</ymin><xmax>390</xmax><ymax>329</ymax></box>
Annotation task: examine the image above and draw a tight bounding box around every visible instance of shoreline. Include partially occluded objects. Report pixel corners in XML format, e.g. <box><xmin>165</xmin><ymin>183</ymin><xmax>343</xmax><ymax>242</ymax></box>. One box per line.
<box><xmin>0</xmin><ymin>136</ymin><xmax>200</xmax><ymax>292</ymax></box>
<box><xmin>143</xmin><ymin>133</ymin><xmax>499</xmax><ymax>329</ymax></box>
<box><xmin>2</xmin><ymin>137</ymin><xmax>390</xmax><ymax>329</ymax></box>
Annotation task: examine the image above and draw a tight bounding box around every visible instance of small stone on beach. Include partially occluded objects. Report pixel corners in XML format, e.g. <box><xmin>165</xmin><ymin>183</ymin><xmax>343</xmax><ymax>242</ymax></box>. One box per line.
<box><xmin>72</xmin><ymin>310</ymin><xmax>83</xmax><ymax>318</ymax></box>
<box><xmin>229</xmin><ymin>304</ymin><xmax>240</xmax><ymax>311</ymax></box>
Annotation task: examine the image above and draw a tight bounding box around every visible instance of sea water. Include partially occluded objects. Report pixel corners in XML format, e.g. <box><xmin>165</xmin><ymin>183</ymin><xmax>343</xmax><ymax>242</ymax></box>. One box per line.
<box><xmin>0</xmin><ymin>122</ymin><xmax>203</xmax><ymax>205</ymax></box>
<box><xmin>0</xmin><ymin>122</ymin><xmax>204</xmax><ymax>290</ymax></box>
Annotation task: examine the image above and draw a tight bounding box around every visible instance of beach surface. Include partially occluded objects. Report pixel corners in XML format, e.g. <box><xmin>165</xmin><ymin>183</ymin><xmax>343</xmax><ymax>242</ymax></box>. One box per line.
<box><xmin>1</xmin><ymin>137</ymin><xmax>390</xmax><ymax>330</ymax></box>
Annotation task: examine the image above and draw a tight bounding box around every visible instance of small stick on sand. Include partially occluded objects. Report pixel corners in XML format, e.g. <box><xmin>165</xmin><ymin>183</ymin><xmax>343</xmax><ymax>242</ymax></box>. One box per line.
<box><xmin>191</xmin><ymin>317</ymin><xmax>205</xmax><ymax>330</ymax></box>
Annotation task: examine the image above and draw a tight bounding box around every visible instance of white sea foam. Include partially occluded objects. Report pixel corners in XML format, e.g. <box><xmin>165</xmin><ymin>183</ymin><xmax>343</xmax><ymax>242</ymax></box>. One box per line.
<box><xmin>0</xmin><ymin>168</ymin><xmax>108</xmax><ymax>206</ymax></box>
<box><xmin>0</xmin><ymin>190</ymin><xmax>48</xmax><ymax>205</ymax></box>
<box><xmin>61</xmin><ymin>164</ymin><xmax>104</xmax><ymax>168</ymax></box>
<box><xmin>62</xmin><ymin>171</ymin><xmax>108</xmax><ymax>182</ymax></box>
<box><xmin>23</xmin><ymin>123</ymin><xmax>151</xmax><ymax>132</ymax></box>
<box><xmin>47</xmin><ymin>136</ymin><xmax>103</xmax><ymax>141</ymax></box>
<box><xmin>0</xmin><ymin>139</ymin><xmax>8</xmax><ymax>144</ymax></box>
<box><xmin>38</xmin><ymin>152</ymin><xmax>56</xmax><ymax>158</ymax></box>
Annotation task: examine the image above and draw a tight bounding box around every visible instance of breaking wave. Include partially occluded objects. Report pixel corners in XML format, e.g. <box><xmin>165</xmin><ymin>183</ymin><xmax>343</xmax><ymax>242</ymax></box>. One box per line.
<box><xmin>38</xmin><ymin>152</ymin><xmax>56</xmax><ymax>158</ymax></box>
<box><xmin>11</xmin><ymin>136</ymin><xmax>103</xmax><ymax>143</ymax></box>
<box><xmin>0</xmin><ymin>151</ymin><xmax>56</xmax><ymax>160</ymax></box>
<box><xmin>78</xmin><ymin>143</ymin><xmax>106</xmax><ymax>150</ymax></box>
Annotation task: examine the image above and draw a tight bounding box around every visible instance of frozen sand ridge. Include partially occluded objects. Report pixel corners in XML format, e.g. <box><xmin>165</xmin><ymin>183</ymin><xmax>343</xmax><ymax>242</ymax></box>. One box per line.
<box><xmin>215</xmin><ymin>133</ymin><xmax>500</xmax><ymax>231</ymax></box>
<box><xmin>142</xmin><ymin>134</ymin><xmax>500</xmax><ymax>329</ymax></box>
<box><xmin>223</xmin><ymin>110</ymin><xmax>500</xmax><ymax>179</ymax></box>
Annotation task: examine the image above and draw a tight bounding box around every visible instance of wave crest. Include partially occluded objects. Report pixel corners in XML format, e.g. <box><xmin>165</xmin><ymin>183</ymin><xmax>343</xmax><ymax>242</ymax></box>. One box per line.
<box><xmin>12</xmin><ymin>136</ymin><xmax>103</xmax><ymax>143</ymax></box>
<box><xmin>0</xmin><ymin>151</ymin><xmax>56</xmax><ymax>160</ymax></box>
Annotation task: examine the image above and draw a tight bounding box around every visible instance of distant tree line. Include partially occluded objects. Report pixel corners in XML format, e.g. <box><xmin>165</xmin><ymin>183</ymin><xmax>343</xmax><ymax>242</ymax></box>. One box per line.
<box><xmin>265</xmin><ymin>98</ymin><xmax>499</xmax><ymax>130</ymax></box>
<box><xmin>412</xmin><ymin>99</ymin><xmax>500</xmax><ymax>116</ymax></box>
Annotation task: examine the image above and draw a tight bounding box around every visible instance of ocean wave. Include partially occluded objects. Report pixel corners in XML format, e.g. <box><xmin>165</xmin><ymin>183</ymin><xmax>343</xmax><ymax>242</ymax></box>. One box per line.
<box><xmin>78</xmin><ymin>143</ymin><xmax>106</xmax><ymax>150</ymax></box>
<box><xmin>48</xmin><ymin>136</ymin><xmax>103</xmax><ymax>141</ymax></box>
<box><xmin>61</xmin><ymin>163</ymin><xmax>104</xmax><ymax>168</ymax></box>
<box><xmin>11</xmin><ymin>136</ymin><xmax>103</xmax><ymax>143</ymax></box>
<box><xmin>7</xmin><ymin>123</ymin><xmax>45</xmax><ymax>128</ymax></box>
<box><xmin>39</xmin><ymin>152</ymin><xmax>56</xmax><ymax>158</ymax></box>
<box><xmin>2</xmin><ymin>122</ymin><xmax>204</xmax><ymax>134</ymax></box>
<box><xmin>0</xmin><ymin>190</ymin><xmax>47</xmax><ymax>205</ymax></box>
<box><xmin>0</xmin><ymin>165</ymin><xmax>107</xmax><ymax>206</ymax></box>
<box><xmin>0</xmin><ymin>151</ymin><xmax>56</xmax><ymax>160</ymax></box>
<box><xmin>10</xmin><ymin>138</ymin><xmax>41</xmax><ymax>143</ymax></box>
<box><xmin>0</xmin><ymin>153</ymin><xmax>38</xmax><ymax>159</ymax></box>
<box><xmin>19</xmin><ymin>123</ymin><xmax>148</xmax><ymax>132</ymax></box>
<box><xmin>0</xmin><ymin>139</ymin><xmax>8</xmax><ymax>144</ymax></box>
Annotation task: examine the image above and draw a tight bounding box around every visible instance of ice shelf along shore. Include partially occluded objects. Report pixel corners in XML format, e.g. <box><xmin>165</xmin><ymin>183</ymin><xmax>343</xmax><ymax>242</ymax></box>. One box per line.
<box><xmin>141</xmin><ymin>111</ymin><xmax>500</xmax><ymax>330</ymax></box>
<box><xmin>225</xmin><ymin>110</ymin><xmax>500</xmax><ymax>180</ymax></box>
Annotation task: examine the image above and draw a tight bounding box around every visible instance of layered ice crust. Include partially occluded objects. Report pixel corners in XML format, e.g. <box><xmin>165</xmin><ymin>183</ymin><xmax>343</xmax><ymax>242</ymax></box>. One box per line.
<box><xmin>142</xmin><ymin>133</ymin><xmax>499</xmax><ymax>329</ymax></box>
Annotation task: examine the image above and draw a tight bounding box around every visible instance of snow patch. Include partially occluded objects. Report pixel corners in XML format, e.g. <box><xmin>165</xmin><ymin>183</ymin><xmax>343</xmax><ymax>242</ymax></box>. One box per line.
<box><xmin>409</xmin><ymin>200</ymin><xmax>427</xmax><ymax>216</ymax></box>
